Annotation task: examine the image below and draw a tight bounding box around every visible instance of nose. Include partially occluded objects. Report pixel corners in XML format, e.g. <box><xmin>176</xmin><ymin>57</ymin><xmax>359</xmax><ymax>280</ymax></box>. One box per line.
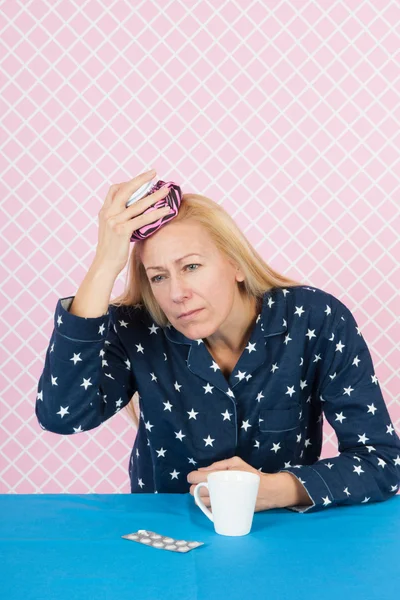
<box><xmin>168</xmin><ymin>274</ymin><xmax>193</xmax><ymax>304</ymax></box>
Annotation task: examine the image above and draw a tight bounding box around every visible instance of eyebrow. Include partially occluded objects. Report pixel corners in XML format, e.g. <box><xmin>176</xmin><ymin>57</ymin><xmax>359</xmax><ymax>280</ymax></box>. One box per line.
<box><xmin>145</xmin><ymin>253</ymin><xmax>203</xmax><ymax>272</ymax></box>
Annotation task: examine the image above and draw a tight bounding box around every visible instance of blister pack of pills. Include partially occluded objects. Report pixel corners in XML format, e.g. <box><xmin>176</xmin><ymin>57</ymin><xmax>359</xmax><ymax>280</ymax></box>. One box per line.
<box><xmin>121</xmin><ymin>529</ymin><xmax>204</xmax><ymax>553</ymax></box>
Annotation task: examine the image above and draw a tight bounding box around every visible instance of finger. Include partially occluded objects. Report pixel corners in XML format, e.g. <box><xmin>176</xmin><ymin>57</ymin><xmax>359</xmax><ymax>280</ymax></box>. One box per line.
<box><xmin>192</xmin><ymin>490</ymin><xmax>211</xmax><ymax>507</ymax></box>
<box><xmin>123</xmin><ymin>184</ymin><xmax>170</xmax><ymax>220</ymax></box>
<box><xmin>114</xmin><ymin>169</ymin><xmax>157</xmax><ymax>210</ymax></box>
<box><xmin>190</xmin><ymin>484</ymin><xmax>209</xmax><ymax>496</ymax></box>
<box><xmin>198</xmin><ymin>457</ymin><xmax>240</xmax><ymax>471</ymax></box>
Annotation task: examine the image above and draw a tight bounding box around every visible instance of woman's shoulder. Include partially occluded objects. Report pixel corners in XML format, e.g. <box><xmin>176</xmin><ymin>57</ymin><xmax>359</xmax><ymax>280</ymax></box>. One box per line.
<box><xmin>277</xmin><ymin>284</ymin><xmax>355</xmax><ymax>326</ymax></box>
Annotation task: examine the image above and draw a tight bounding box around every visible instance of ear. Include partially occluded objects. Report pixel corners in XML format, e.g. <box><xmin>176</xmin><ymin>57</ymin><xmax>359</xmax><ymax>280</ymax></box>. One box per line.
<box><xmin>235</xmin><ymin>266</ymin><xmax>245</xmax><ymax>283</ymax></box>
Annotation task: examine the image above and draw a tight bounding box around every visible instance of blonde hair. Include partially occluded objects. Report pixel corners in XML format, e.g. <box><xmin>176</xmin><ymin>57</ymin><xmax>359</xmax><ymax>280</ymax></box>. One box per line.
<box><xmin>111</xmin><ymin>192</ymin><xmax>303</xmax><ymax>427</ymax></box>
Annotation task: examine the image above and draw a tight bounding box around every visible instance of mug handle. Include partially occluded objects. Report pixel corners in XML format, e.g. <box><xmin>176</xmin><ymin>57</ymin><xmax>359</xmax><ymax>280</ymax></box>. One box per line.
<box><xmin>194</xmin><ymin>482</ymin><xmax>213</xmax><ymax>522</ymax></box>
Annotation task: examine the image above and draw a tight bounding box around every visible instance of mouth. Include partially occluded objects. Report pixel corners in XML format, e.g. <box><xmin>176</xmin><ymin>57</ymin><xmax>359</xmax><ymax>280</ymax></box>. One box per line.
<box><xmin>178</xmin><ymin>309</ymin><xmax>204</xmax><ymax>320</ymax></box>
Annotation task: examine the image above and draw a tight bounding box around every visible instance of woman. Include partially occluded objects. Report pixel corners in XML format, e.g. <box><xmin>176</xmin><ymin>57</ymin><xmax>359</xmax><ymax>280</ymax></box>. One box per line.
<box><xmin>35</xmin><ymin>170</ymin><xmax>400</xmax><ymax>513</ymax></box>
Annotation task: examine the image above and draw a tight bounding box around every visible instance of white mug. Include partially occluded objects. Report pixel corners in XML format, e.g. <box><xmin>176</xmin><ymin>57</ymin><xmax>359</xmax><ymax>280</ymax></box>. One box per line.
<box><xmin>193</xmin><ymin>470</ymin><xmax>260</xmax><ymax>536</ymax></box>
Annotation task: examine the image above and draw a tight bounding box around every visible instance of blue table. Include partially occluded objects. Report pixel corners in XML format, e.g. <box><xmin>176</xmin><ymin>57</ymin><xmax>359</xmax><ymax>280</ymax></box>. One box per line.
<box><xmin>1</xmin><ymin>494</ymin><xmax>399</xmax><ymax>599</ymax></box>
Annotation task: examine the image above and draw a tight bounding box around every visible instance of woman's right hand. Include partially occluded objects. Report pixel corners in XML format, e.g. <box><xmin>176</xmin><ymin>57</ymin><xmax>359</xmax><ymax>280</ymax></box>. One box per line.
<box><xmin>93</xmin><ymin>170</ymin><xmax>172</xmax><ymax>275</ymax></box>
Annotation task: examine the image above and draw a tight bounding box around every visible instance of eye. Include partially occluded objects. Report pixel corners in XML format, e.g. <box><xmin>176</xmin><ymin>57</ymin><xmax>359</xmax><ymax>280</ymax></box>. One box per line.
<box><xmin>150</xmin><ymin>263</ymin><xmax>200</xmax><ymax>284</ymax></box>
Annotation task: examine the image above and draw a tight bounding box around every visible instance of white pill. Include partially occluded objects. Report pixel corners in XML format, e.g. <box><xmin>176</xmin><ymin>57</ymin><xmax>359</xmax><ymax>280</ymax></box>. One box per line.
<box><xmin>165</xmin><ymin>544</ymin><xmax>177</xmax><ymax>550</ymax></box>
<box><xmin>177</xmin><ymin>546</ymin><xmax>190</xmax><ymax>552</ymax></box>
<box><xmin>139</xmin><ymin>537</ymin><xmax>151</xmax><ymax>544</ymax></box>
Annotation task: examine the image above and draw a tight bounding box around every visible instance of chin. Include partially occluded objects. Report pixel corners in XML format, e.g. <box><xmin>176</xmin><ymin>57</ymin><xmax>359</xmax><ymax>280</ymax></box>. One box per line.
<box><xmin>178</xmin><ymin>323</ymin><xmax>215</xmax><ymax>340</ymax></box>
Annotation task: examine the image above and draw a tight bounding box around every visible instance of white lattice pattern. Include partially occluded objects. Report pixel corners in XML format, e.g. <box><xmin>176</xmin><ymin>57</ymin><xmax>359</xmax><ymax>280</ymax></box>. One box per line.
<box><xmin>0</xmin><ymin>0</ymin><xmax>399</xmax><ymax>494</ymax></box>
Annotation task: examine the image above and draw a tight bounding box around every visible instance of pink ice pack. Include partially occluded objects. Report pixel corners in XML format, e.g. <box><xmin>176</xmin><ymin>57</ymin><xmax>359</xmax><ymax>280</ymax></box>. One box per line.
<box><xmin>127</xmin><ymin>179</ymin><xmax>182</xmax><ymax>241</ymax></box>
<box><xmin>121</xmin><ymin>529</ymin><xmax>204</xmax><ymax>553</ymax></box>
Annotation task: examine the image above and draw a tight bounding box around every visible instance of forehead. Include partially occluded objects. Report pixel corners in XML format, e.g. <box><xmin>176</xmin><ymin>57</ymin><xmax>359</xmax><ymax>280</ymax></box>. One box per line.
<box><xmin>141</xmin><ymin>221</ymin><xmax>214</xmax><ymax>263</ymax></box>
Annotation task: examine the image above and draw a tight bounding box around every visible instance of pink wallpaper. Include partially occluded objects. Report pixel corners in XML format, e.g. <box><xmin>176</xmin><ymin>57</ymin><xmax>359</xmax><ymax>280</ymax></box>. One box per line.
<box><xmin>1</xmin><ymin>1</ymin><xmax>399</xmax><ymax>494</ymax></box>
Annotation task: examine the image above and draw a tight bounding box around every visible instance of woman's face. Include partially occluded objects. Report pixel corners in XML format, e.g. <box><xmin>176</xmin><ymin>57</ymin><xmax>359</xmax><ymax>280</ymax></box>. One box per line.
<box><xmin>140</xmin><ymin>221</ymin><xmax>244</xmax><ymax>339</ymax></box>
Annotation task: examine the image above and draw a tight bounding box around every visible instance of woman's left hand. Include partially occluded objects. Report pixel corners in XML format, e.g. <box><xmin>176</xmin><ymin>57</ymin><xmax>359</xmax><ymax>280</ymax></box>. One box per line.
<box><xmin>187</xmin><ymin>455</ymin><xmax>285</xmax><ymax>512</ymax></box>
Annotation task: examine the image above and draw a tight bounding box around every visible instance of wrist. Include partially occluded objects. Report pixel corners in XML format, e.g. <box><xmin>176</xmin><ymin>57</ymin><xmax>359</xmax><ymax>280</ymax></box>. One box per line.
<box><xmin>277</xmin><ymin>472</ymin><xmax>313</xmax><ymax>508</ymax></box>
<box><xmin>260</xmin><ymin>472</ymin><xmax>312</xmax><ymax>510</ymax></box>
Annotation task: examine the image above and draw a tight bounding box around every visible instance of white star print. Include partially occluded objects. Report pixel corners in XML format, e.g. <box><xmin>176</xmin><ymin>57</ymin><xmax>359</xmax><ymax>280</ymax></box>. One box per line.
<box><xmin>221</xmin><ymin>410</ymin><xmax>233</xmax><ymax>421</ymax></box>
<box><xmin>306</xmin><ymin>329</ymin><xmax>316</xmax><ymax>340</ymax></box>
<box><xmin>241</xmin><ymin>420</ymin><xmax>251</xmax><ymax>431</ymax></box>
<box><xmin>57</xmin><ymin>406</ymin><xmax>69</xmax><ymax>418</ymax></box>
<box><xmin>70</xmin><ymin>353</ymin><xmax>82</xmax><ymax>365</ymax></box>
<box><xmin>203</xmin><ymin>383</ymin><xmax>214</xmax><ymax>394</ymax></box>
<box><xmin>174</xmin><ymin>381</ymin><xmax>182</xmax><ymax>392</ymax></box>
<box><xmin>343</xmin><ymin>386</ymin><xmax>354</xmax><ymax>396</ymax></box>
<box><xmin>235</xmin><ymin>371</ymin><xmax>247</xmax><ymax>381</ymax></box>
<box><xmin>204</xmin><ymin>435</ymin><xmax>215</xmax><ymax>447</ymax></box>
<box><xmin>367</xmin><ymin>404</ymin><xmax>377</xmax><ymax>415</ymax></box>
<box><xmin>175</xmin><ymin>430</ymin><xmax>186</xmax><ymax>441</ymax></box>
<box><xmin>294</xmin><ymin>306</ymin><xmax>305</xmax><ymax>317</ymax></box>
<box><xmin>80</xmin><ymin>378</ymin><xmax>92</xmax><ymax>390</ymax></box>
<box><xmin>187</xmin><ymin>409</ymin><xmax>198</xmax><ymax>419</ymax></box>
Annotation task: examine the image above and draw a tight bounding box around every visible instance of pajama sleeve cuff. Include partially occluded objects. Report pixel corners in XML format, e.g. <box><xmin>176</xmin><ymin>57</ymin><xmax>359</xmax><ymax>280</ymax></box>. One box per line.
<box><xmin>278</xmin><ymin>466</ymin><xmax>335</xmax><ymax>513</ymax></box>
<box><xmin>55</xmin><ymin>296</ymin><xmax>111</xmax><ymax>341</ymax></box>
